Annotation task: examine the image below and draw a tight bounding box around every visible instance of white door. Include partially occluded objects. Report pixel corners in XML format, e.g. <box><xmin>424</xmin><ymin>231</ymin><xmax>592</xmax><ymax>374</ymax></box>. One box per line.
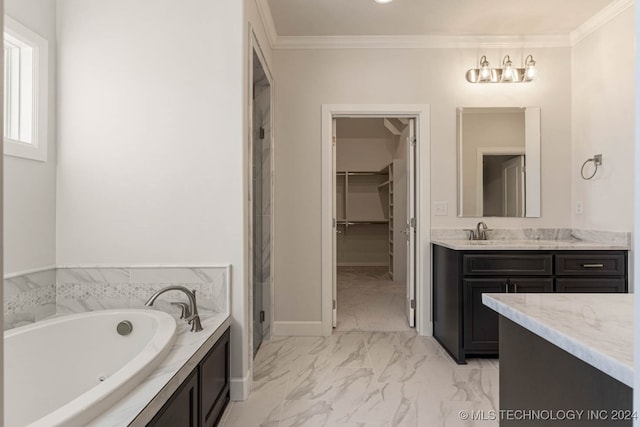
<box><xmin>332</xmin><ymin>118</ymin><xmax>338</xmax><ymax>328</ymax></box>
<box><xmin>406</xmin><ymin>119</ymin><xmax>416</xmax><ymax>327</ymax></box>
<box><xmin>502</xmin><ymin>155</ymin><xmax>525</xmax><ymax>217</ymax></box>
<box><xmin>393</xmin><ymin>159</ymin><xmax>407</xmax><ymax>283</ymax></box>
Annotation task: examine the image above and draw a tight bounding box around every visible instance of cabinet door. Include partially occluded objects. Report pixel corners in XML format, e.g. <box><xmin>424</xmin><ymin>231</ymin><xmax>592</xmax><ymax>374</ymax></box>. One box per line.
<box><xmin>509</xmin><ymin>278</ymin><xmax>553</xmax><ymax>293</ymax></box>
<box><xmin>556</xmin><ymin>278</ymin><xmax>626</xmax><ymax>293</ymax></box>
<box><xmin>463</xmin><ymin>278</ymin><xmax>553</xmax><ymax>355</ymax></box>
<box><xmin>201</xmin><ymin>328</ymin><xmax>230</xmax><ymax>427</ymax></box>
<box><xmin>148</xmin><ymin>369</ymin><xmax>199</xmax><ymax>427</ymax></box>
<box><xmin>463</xmin><ymin>279</ymin><xmax>505</xmax><ymax>354</ymax></box>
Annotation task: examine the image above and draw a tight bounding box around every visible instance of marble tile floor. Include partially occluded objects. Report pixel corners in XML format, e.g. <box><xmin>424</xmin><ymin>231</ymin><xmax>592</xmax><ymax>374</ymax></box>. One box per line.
<box><xmin>220</xmin><ymin>332</ymin><xmax>499</xmax><ymax>427</ymax></box>
<box><xmin>336</xmin><ymin>267</ymin><xmax>412</xmax><ymax>332</ymax></box>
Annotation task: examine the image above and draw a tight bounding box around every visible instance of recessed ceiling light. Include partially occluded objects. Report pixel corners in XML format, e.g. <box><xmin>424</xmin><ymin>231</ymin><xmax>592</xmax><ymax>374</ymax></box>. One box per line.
<box><xmin>374</xmin><ymin>0</ymin><xmax>393</xmax><ymax>4</ymax></box>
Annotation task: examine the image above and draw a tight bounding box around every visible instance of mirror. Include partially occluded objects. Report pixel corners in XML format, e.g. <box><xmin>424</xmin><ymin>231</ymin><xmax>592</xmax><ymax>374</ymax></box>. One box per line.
<box><xmin>457</xmin><ymin>107</ymin><xmax>540</xmax><ymax>217</ymax></box>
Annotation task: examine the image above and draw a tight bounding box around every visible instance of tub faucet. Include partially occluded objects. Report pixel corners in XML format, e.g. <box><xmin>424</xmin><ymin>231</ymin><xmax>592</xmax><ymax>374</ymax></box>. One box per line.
<box><xmin>145</xmin><ymin>286</ymin><xmax>203</xmax><ymax>332</ymax></box>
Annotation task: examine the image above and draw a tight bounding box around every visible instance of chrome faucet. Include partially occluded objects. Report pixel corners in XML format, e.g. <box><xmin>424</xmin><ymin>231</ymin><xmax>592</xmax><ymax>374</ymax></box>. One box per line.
<box><xmin>145</xmin><ymin>286</ymin><xmax>203</xmax><ymax>332</ymax></box>
<box><xmin>463</xmin><ymin>222</ymin><xmax>492</xmax><ymax>240</ymax></box>
<box><xmin>476</xmin><ymin>221</ymin><xmax>490</xmax><ymax>240</ymax></box>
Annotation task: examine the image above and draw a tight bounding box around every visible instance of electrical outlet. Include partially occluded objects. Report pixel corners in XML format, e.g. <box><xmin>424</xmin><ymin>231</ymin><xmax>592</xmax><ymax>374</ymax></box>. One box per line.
<box><xmin>576</xmin><ymin>201</ymin><xmax>583</xmax><ymax>215</ymax></box>
<box><xmin>433</xmin><ymin>202</ymin><xmax>448</xmax><ymax>216</ymax></box>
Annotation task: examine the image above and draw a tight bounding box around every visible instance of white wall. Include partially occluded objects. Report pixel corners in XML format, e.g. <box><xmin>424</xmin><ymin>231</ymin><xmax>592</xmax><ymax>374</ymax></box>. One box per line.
<box><xmin>336</xmin><ymin>138</ymin><xmax>393</xmax><ymax>171</ymax></box>
<box><xmin>273</xmin><ymin>47</ymin><xmax>573</xmax><ymax>325</ymax></box>
<box><xmin>3</xmin><ymin>0</ymin><xmax>57</xmax><ymax>274</ymax></box>
<box><xmin>55</xmin><ymin>0</ymin><xmax>248</xmax><ymax>395</ymax></box>
<box><xmin>571</xmin><ymin>7</ymin><xmax>635</xmax><ymax>232</ymax></box>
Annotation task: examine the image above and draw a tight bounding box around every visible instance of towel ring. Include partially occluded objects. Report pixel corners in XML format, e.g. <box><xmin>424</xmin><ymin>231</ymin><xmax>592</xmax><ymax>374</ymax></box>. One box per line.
<box><xmin>580</xmin><ymin>154</ymin><xmax>602</xmax><ymax>180</ymax></box>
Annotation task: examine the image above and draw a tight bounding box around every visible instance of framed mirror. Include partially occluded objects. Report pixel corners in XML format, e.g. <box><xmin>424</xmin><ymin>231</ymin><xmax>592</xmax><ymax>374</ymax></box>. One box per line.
<box><xmin>457</xmin><ymin>107</ymin><xmax>540</xmax><ymax>217</ymax></box>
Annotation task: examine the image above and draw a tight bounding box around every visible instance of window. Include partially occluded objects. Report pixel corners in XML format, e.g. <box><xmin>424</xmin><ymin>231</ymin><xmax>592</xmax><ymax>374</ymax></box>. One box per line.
<box><xmin>3</xmin><ymin>16</ymin><xmax>48</xmax><ymax>161</ymax></box>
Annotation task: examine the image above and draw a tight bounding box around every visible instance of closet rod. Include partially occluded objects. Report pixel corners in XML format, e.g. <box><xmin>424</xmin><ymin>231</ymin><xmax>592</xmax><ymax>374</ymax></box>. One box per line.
<box><xmin>337</xmin><ymin>220</ymin><xmax>389</xmax><ymax>225</ymax></box>
<box><xmin>336</xmin><ymin>171</ymin><xmax>389</xmax><ymax>176</ymax></box>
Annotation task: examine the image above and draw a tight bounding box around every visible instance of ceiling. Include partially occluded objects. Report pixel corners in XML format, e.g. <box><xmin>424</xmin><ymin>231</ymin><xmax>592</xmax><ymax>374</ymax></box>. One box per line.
<box><xmin>267</xmin><ymin>0</ymin><xmax>618</xmax><ymax>37</ymax></box>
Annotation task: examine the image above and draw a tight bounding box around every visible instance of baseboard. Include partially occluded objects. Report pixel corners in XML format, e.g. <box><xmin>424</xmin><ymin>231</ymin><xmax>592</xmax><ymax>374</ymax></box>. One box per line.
<box><xmin>418</xmin><ymin>320</ymin><xmax>434</xmax><ymax>337</ymax></box>
<box><xmin>230</xmin><ymin>370</ymin><xmax>250</xmax><ymax>401</ymax></box>
<box><xmin>272</xmin><ymin>321</ymin><xmax>324</xmax><ymax>336</ymax></box>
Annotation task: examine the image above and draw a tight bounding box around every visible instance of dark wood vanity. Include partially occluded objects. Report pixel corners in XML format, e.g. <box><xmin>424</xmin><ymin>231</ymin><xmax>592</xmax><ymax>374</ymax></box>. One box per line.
<box><xmin>432</xmin><ymin>244</ymin><xmax>628</xmax><ymax>364</ymax></box>
<box><xmin>148</xmin><ymin>327</ymin><xmax>230</xmax><ymax>427</ymax></box>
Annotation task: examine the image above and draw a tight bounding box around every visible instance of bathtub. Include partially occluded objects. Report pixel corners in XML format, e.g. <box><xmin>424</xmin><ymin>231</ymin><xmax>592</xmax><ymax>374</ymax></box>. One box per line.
<box><xmin>5</xmin><ymin>309</ymin><xmax>177</xmax><ymax>427</ymax></box>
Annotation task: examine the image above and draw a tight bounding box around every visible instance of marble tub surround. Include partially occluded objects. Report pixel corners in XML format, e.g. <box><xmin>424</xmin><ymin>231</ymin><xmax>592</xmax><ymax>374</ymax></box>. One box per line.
<box><xmin>431</xmin><ymin>227</ymin><xmax>630</xmax><ymax>250</ymax></box>
<box><xmin>4</xmin><ymin>266</ymin><xmax>229</xmax><ymax>330</ymax></box>
<box><xmin>482</xmin><ymin>293</ymin><xmax>632</xmax><ymax>387</ymax></box>
<box><xmin>222</xmin><ymin>332</ymin><xmax>498</xmax><ymax>427</ymax></box>
<box><xmin>4</xmin><ymin>268</ymin><xmax>57</xmax><ymax>329</ymax></box>
<box><xmin>4</xmin><ymin>265</ymin><xmax>231</xmax><ymax>426</ymax></box>
<box><xmin>89</xmin><ymin>312</ymin><xmax>231</xmax><ymax>426</ymax></box>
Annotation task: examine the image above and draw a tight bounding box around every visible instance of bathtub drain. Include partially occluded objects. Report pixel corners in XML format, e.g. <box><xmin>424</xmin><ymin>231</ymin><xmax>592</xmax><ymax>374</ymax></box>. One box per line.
<box><xmin>117</xmin><ymin>320</ymin><xmax>133</xmax><ymax>336</ymax></box>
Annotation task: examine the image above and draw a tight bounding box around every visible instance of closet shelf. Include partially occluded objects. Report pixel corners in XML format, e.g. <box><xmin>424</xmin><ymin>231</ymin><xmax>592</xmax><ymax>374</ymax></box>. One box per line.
<box><xmin>337</xmin><ymin>171</ymin><xmax>389</xmax><ymax>176</ymax></box>
<box><xmin>337</xmin><ymin>220</ymin><xmax>389</xmax><ymax>225</ymax></box>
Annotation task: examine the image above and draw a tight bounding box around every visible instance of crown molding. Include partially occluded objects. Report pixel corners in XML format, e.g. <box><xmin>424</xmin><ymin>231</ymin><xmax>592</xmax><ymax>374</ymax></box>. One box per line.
<box><xmin>255</xmin><ymin>0</ymin><xmax>278</xmax><ymax>48</ymax></box>
<box><xmin>570</xmin><ymin>0</ymin><xmax>633</xmax><ymax>45</ymax></box>
<box><xmin>272</xmin><ymin>34</ymin><xmax>571</xmax><ymax>50</ymax></box>
<box><xmin>258</xmin><ymin>0</ymin><xmax>629</xmax><ymax>50</ymax></box>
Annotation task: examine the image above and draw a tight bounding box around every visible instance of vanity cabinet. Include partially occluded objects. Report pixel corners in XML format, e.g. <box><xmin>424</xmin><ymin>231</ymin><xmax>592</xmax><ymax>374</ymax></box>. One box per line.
<box><xmin>433</xmin><ymin>245</ymin><xmax>627</xmax><ymax>364</ymax></box>
<box><xmin>148</xmin><ymin>327</ymin><xmax>230</xmax><ymax>427</ymax></box>
<box><xmin>463</xmin><ymin>278</ymin><xmax>553</xmax><ymax>353</ymax></box>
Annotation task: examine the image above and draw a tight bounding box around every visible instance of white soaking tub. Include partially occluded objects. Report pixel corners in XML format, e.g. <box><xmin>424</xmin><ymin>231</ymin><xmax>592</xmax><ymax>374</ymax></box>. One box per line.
<box><xmin>5</xmin><ymin>309</ymin><xmax>177</xmax><ymax>427</ymax></box>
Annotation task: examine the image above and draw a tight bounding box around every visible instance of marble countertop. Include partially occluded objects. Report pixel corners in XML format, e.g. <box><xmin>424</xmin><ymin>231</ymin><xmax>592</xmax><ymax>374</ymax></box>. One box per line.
<box><xmin>431</xmin><ymin>238</ymin><xmax>630</xmax><ymax>251</ymax></box>
<box><xmin>87</xmin><ymin>310</ymin><xmax>231</xmax><ymax>426</ymax></box>
<box><xmin>483</xmin><ymin>293</ymin><xmax>633</xmax><ymax>387</ymax></box>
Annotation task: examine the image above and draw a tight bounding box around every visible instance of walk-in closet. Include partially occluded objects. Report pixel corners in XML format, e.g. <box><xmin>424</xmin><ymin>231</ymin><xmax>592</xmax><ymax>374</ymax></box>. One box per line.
<box><xmin>334</xmin><ymin>117</ymin><xmax>413</xmax><ymax>331</ymax></box>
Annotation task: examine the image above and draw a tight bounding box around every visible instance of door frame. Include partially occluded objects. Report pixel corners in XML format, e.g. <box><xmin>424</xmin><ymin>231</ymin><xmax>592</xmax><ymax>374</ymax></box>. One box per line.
<box><xmin>248</xmin><ymin>26</ymin><xmax>275</xmax><ymax>373</ymax></box>
<box><xmin>320</xmin><ymin>104</ymin><xmax>431</xmax><ymax>336</ymax></box>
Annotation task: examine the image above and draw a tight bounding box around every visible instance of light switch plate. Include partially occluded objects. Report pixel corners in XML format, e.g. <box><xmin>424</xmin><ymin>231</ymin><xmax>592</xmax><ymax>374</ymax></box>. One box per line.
<box><xmin>433</xmin><ymin>201</ymin><xmax>448</xmax><ymax>216</ymax></box>
<box><xmin>576</xmin><ymin>201</ymin><xmax>583</xmax><ymax>215</ymax></box>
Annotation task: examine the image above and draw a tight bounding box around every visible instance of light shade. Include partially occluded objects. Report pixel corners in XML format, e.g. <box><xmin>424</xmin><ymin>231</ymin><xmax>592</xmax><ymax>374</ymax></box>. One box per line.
<box><xmin>524</xmin><ymin>55</ymin><xmax>537</xmax><ymax>81</ymax></box>
<box><xmin>479</xmin><ymin>56</ymin><xmax>491</xmax><ymax>82</ymax></box>
<box><xmin>501</xmin><ymin>55</ymin><xmax>515</xmax><ymax>82</ymax></box>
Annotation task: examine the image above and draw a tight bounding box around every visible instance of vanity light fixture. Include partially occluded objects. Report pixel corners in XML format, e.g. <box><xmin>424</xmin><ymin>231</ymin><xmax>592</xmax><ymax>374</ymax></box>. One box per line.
<box><xmin>466</xmin><ymin>54</ymin><xmax>537</xmax><ymax>83</ymax></box>
<box><xmin>478</xmin><ymin>55</ymin><xmax>491</xmax><ymax>82</ymax></box>
<box><xmin>524</xmin><ymin>55</ymin><xmax>537</xmax><ymax>81</ymax></box>
<box><xmin>501</xmin><ymin>55</ymin><xmax>514</xmax><ymax>82</ymax></box>
<box><xmin>374</xmin><ymin>0</ymin><xmax>393</xmax><ymax>3</ymax></box>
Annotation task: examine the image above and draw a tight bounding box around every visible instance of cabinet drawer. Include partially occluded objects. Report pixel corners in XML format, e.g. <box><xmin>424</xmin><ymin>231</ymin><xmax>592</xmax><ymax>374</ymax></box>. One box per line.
<box><xmin>556</xmin><ymin>278</ymin><xmax>627</xmax><ymax>293</ymax></box>
<box><xmin>555</xmin><ymin>253</ymin><xmax>626</xmax><ymax>276</ymax></box>
<box><xmin>463</xmin><ymin>254</ymin><xmax>552</xmax><ymax>276</ymax></box>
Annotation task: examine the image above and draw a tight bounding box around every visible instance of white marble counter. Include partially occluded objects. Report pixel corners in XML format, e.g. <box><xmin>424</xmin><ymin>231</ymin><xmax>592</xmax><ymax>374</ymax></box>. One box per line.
<box><xmin>432</xmin><ymin>238</ymin><xmax>629</xmax><ymax>251</ymax></box>
<box><xmin>482</xmin><ymin>293</ymin><xmax>633</xmax><ymax>387</ymax></box>
<box><xmin>87</xmin><ymin>311</ymin><xmax>231</xmax><ymax>426</ymax></box>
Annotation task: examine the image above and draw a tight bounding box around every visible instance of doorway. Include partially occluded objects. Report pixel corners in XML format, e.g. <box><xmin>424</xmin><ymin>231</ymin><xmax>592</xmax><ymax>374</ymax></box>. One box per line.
<box><xmin>333</xmin><ymin>117</ymin><xmax>416</xmax><ymax>331</ymax></box>
<box><xmin>320</xmin><ymin>104</ymin><xmax>431</xmax><ymax>337</ymax></box>
<box><xmin>250</xmin><ymin>42</ymin><xmax>273</xmax><ymax>358</ymax></box>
